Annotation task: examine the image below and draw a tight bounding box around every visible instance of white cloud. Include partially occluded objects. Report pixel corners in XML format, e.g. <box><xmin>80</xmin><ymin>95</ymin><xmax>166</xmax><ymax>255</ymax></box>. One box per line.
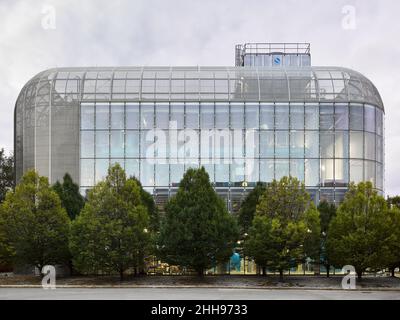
<box><xmin>0</xmin><ymin>0</ymin><xmax>399</xmax><ymax>195</ymax></box>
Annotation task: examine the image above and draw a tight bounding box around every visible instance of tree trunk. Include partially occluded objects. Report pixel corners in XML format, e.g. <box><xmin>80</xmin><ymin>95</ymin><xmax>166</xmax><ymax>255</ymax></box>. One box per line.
<box><xmin>326</xmin><ymin>264</ymin><xmax>330</xmax><ymax>278</ymax></box>
<box><xmin>262</xmin><ymin>266</ymin><xmax>266</xmax><ymax>276</ymax></box>
<box><xmin>119</xmin><ymin>268</ymin><xmax>124</xmax><ymax>281</ymax></box>
<box><xmin>197</xmin><ymin>269</ymin><xmax>204</xmax><ymax>277</ymax></box>
<box><xmin>357</xmin><ymin>270</ymin><xmax>362</xmax><ymax>281</ymax></box>
<box><xmin>391</xmin><ymin>268</ymin><xmax>395</xmax><ymax>277</ymax></box>
<box><xmin>279</xmin><ymin>269</ymin><xmax>284</xmax><ymax>282</ymax></box>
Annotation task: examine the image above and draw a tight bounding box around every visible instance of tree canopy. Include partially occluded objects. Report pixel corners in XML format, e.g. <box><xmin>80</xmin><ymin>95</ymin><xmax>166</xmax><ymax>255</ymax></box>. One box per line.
<box><xmin>53</xmin><ymin>173</ymin><xmax>85</xmax><ymax>220</ymax></box>
<box><xmin>158</xmin><ymin>167</ymin><xmax>238</xmax><ymax>276</ymax></box>
<box><xmin>0</xmin><ymin>148</ymin><xmax>14</xmax><ymax>204</ymax></box>
<box><xmin>245</xmin><ymin>176</ymin><xmax>320</xmax><ymax>280</ymax></box>
<box><xmin>327</xmin><ymin>182</ymin><xmax>393</xmax><ymax>280</ymax></box>
<box><xmin>0</xmin><ymin>170</ymin><xmax>70</xmax><ymax>273</ymax></box>
<box><xmin>69</xmin><ymin>164</ymin><xmax>150</xmax><ymax>280</ymax></box>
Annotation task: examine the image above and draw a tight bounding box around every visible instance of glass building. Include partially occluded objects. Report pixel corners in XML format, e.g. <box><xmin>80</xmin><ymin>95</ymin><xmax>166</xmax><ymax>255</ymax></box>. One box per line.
<box><xmin>14</xmin><ymin>43</ymin><xmax>384</xmax><ymax>211</ymax></box>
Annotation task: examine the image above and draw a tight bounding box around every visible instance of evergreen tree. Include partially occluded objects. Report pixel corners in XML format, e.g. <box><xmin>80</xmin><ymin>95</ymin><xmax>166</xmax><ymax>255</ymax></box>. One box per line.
<box><xmin>53</xmin><ymin>173</ymin><xmax>84</xmax><ymax>220</ymax></box>
<box><xmin>69</xmin><ymin>164</ymin><xmax>150</xmax><ymax>280</ymax></box>
<box><xmin>158</xmin><ymin>167</ymin><xmax>238</xmax><ymax>276</ymax></box>
<box><xmin>245</xmin><ymin>176</ymin><xmax>320</xmax><ymax>281</ymax></box>
<box><xmin>0</xmin><ymin>148</ymin><xmax>14</xmax><ymax>203</ymax></box>
<box><xmin>317</xmin><ymin>200</ymin><xmax>337</xmax><ymax>277</ymax></box>
<box><xmin>327</xmin><ymin>182</ymin><xmax>393</xmax><ymax>280</ymax></box>
<box><xmin>0</xmin><ymin>170</ymin><xmax>70</xmax><ymax>274</ymax></box>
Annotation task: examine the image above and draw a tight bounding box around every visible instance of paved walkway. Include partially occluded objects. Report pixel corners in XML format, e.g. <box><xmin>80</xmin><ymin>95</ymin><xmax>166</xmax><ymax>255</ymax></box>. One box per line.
<box><xmin>0</xmin><ymin>287</ymin><xmax>399</xmax><ymax>300</ymax></box>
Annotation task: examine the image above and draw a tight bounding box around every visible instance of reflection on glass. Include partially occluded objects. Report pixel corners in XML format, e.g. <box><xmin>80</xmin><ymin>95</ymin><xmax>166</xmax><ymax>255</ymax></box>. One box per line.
<box><xmin>305</xmin><ymin>104</ymin><xmax>319</xmax><ymax>130</ymax></box>
<box><xmin>305</xmin><ymin>131</ymin><xmax>319</xmax><ymax>158</ymax></box>
<box><xmin>231</xmin><ymin>160</ymin><xmax>244</xmax><ymax>182</ymax></box>
<box><xmin>245</xmin><ymin>159</ymin><xmax>259</xmax><ymax>183</ymax></box>
<box><xmin>335</xmin><ymin>159</ymin><xmax>348</xmax><ymax>184</ymax></box>
<box><xmin>125</xmin><ymin>159</ymin><xmax>139</xmax><ymax>179</ymax></box>
<box><xmin>290</xmin><ymin>131</ymin><xmax>304</xmax><ymax>157</ymax></box>
<box><xmin>335</xmin><ymin>104</ymin><xmax>348</xmax><ymax>130</ymax></box>
<box><xmin>170</xmin><ymin>162</ymin><xmax>184</xmax><ymax>185</ymax></box>
<box><xmin>320</xmin><ymin>104</ymin><xmax>334</xmax><ymax>130</ymax></box>
<box><xmin>320</xmin><ymin>132</ymin><xmax>334</xmax><ymax>158</ymax></box>
<box><xmin>275</xmin><ymin>131</ymin><xmax>289</xmax><ymax>158</ymax></box>
<box><xmin>156</xmin><ymin>104</ymin><xmax>169</xmax><ymax>129</ymax></box>
<box><xmin>290</xmin><ymin>159</ymin><xmax>304</xmax><ymax>182</ymax></box>
<box><xmin>171</xmin><ymin>103</ymin><xmax>184</xmax><ymax>129</ymax></box>
<box><xmin>260</xmin><ymin>131</ymin><xmax>274</xmax><ymax>157</ymax></box>
<box><xmin>156</xmin><ymin>162</ymin><xmax>169</xmax><ymax>186</ymax></box>
<box><xmin>185</xmin><ymin>103</ymin><xmax>199</xmax><ymax>128</ymax></box>
<box><xmin>275</xmin><ymin>159</ymin><xmax>289</xmax><ymax>180</ymax></box>
<box><xmin>350</xmin><ymin>159</ymin><xmax>363</xmax><ymax>183</ymax></box>
<box><xmin>364</xmin><ymin>132</ymin><xmax>376</xmax><ymax>161</ymax></box>
<box><xmin>364</xmin><ymin>160</ymin><xmax>375</xmax><ymax>186</ymax></box>
<box><xmin>321</xmin><ymin>159</ymin><xmax>334</xmax><ymax>186</ymax></box>
<box><xmin>140</xmin><ymin>160</ymin><xmax>154</xmax><ymax>186</ymax></box>
<box><xmin>335</xmin><ymin>131</ymin><xmax>348</xmax><ymax>158</ymax></box>
<box><xmin>200</xmin><ymin>104</ymin><xmax>214</xmax><ymax>129</ymax></box>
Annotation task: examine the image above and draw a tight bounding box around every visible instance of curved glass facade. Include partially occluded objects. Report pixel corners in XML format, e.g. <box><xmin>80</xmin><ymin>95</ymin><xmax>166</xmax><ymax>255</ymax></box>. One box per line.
<box><xmin>14</xmin><ymin>66</ymin><xmax>384</xmax><ymax>210</ymax></box>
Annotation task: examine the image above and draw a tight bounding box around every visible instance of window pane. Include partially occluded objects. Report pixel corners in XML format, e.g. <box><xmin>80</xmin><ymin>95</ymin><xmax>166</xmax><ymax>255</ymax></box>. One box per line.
<box><xmin>290</xmin><ymin>159</ymin><xmax>304</xmax><ymax>182</ymax></box>
<box><xmin>141</xmin><ymin>103</ymin><xmax>154</xmax><ymax>129</ymax></box>
<box><xmin>350</xmin><ymin>159</ymin><xmax>363</xmax><ymax>183</ymax></box>
<box><xmin>81</xmin><ymin>103</ymin><xmax>94</xmax><ymax>129</ymax></box>
<box><xmin>335</xmin><ymin>159</ymin><xmax>348</xmax><ymax>185</ymax></box>
<box><xmin>290</xmin><ymin>104</ymin><xmax>304</xmax><ymax>130</ymax></box>
<box><xmin>245</xmin><ymin>103</ymin><xmax>259</xmax><ymax>129</ymax></box>
<box><xmin>350</xmin><ymin>104</ymin><xmax>363</xmax><ymax>130</ymax></box>
<box><xmin>305</xmin><ymin>104</ymin><xmax>319</xmax><ymax>130</ymax></box>
<box><xmin>215</xmin><ymin>163</ymin><xmax>229</xmax><ymax>185</ymax></box>
<box><xmin>320</xmin><ymin>132</ymin><xmax>334</xmax><ymax>158</ymax></box>
<box><xmin>95</xmin><ymin>159</ymin><xmax>109</xmax><ymax>183</ymax></box>
<box><xmin>125</xmin><ymin>159</ymin><xmax>139</xmax><ymax>179</ymax></box>
<box><xmin>110</xmin><ymin>130</ymin><xmax>124</xmax><ymax>158</ymax></box>
<box><xmin>80</xmin><ymin>159</ymin><xmax>94</xmax><ymax>186</ymax></box>
<box><xmin>156</xmin><ymin>162</ymin><xmax>169</xmax><ymax>186</ymax></box>
<box><xmin>155</xmin><ymin>103</ymin><xmax>169</xmax><ymax>129</ymax></box>
<box><xmin>305</xmin><ymin>159</ymin><xmax>319</xmax><ymax>186</ymax></box>
<box><xmin>231</xmin><ymin>130</ymin><xmax>243</xmax><ymax>158</ymax></box>
<box><xmin>364</xmin><ymin>105</ymin><xmax>376</xmax><ymax>133</ymax></box>
<box><xmin>365</xmin><ymin>160</ymin><xmax>375</xmax><ymax>186</ymax></box>
<box><xmin>376</xmin><ymin>136</ymin><xmax>383</xmax><ymax>163</ymax></box>
<box><xmin>170</xmin><ymin>162</ymin><xmax>184</xmax><ymax>185</ymax></box>
<box><xmin>141</xmin><ymin>130</ymin><xmax>154</xmax><ymax>158</ymax></box>
<box><xmin>171</xmin><ymin>103</ymin><xmax>184</xmax><ymax>129</ymax></box>
<box><xmin>321</xmin><ymin>159</ymin><xmax>334</xmax><ymax>186</ymax></box>
<box><xmin>320</xmin><ymin>104</ymin><xmax>334</xmax><ymax>130</ymax></box>
<box><xmin>184</xmin><ymin>130</ymin><xmax>199</xmax><ymax>158</ymax></box>
<box><xmin>364</xmin><ymin>132</ymin><xmax>376</xmax><ymax>161</ymax></box>
<box><xmin>200</xmin><ymin>103</ymin><xmax>214</xmax><ymax>129</ymax></box>
<box><xmin>81</xmin><ymin>131</ymin><xmax>94</xmax><ymax>158</ymax></box>
<box><xmin>260</xmin><ymin>159</ymin><xmax>274</xmax><ymax>182</ymax></box>
<box><xmin>260</xmin><ymin>103</ymin><xmax>274</xmax><ymax>129</ymax></box>
<box><xmin>215</xmin><ymin>103</ymin><xmax>229</xmax><ymax>128</ymax></box>
<box><xmin>140</xmin><ymin>160</ymin><xmax>154</xmax><ymax>186</ymax></box>
<box><xmin>201</xmin><ymin>163</ymin><xmax>214</xmax><ymax>182</ymax></box>
<box><xmin>335</xmin><ymin>131</ymin><xmax>349</xmax><ymax>158</ymax></box>
<box><xmin>126</xmin><ymin>131</ymin><xmax>139</xmax><ymax>157</ymax></box>
<box><xmin>305</xmin><ymin>131</ymin><xmax>319</xmax><ymax>158</ymax></box>
<box><xmin>260</xmin><ymin>131</ymin><xmax>274</xmax><ymax>157</ymax></box>
<box><xmin>275</xmin><ymin>104</ymin><xmax>289</xmax><ymax>129</ymax></box>
<box><xmin>111</xmin><ymin>104</ymin><xmax>124</xmax><ymax>129</ymax></box>
<box><xmin>126</xmin><ymin>103</ymin><xmax>139</xmax><ymax>129</ymax></box>
<box><xmin>245</xmin><ymin>129</ymin><xmax>259</xmax><ymax>158</ymax></box>
<box><xmin>185</xmin><ymin>103</ymin><xmax>199</xmax><ymax>128</ymax></box>
<box><xmin>231</xmin><ymin>159</ymin><xmax>244</xmax><ymax>183</ymax></box>
<box><xmin>96</xmin><ymin>131</ymin><xmax>109</xmax><ymax>158</ymax></box>
<box><xmin>200</xmin><ymin>130</ymin><xmax>214</xmax><ymax>158</ymax></box>
<box><xmin>275</xmin><ymin>159</ymin><xmax>289</xmax><ymax>180</ymax></box>
<box><xmin>335</xmin><ymin>104</ymin><xmax>349</xmax><ymax>130</ymax></box>
<box><xmin>96</xmin><ymin>103</ymin><xmax>109</xmax><ymax>129</ymax></box>
<box><xmin>231</xmin><ymin>103</ymin><xmax>244</xmax><ymax>129</ymax></box>
<box><xmin>290</xmin><ymin>131</ymin><xmax>304</xmax><ymax>157</ymax></box>
<box><xmin>275</xmin><ymin>131</ymin><xmax>289</xmax><ymax>158</ymax></box>
<box><xmin>245</xmin><ymin>159</ymin><xmax>259</xmax><ymax>183</ymax></box>
<box><xmin>376</xmin><ymin>163</ymin><xmax>383</xmax><ymax>190</ymax></box>
<box><xmin>376</xmin><ymin>109</ymin><xmax>383</xmax><ymax>136</ymax></box>
<box><xmin>350</xmin><ymin>131</ymin><xmax>363</xmax><ymax>158</ymax></box>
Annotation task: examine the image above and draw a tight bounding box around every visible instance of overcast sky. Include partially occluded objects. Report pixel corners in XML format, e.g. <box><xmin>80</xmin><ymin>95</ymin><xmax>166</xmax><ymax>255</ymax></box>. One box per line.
<box><xmin>0</xmin><ymin>0</ymin><xmax>399</xmax><ymax>195</ymax></box>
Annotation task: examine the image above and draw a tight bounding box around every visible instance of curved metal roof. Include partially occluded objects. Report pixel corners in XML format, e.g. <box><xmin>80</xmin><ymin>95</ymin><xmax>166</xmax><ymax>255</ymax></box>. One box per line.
<box><xmin>17</xmin><ymin>66</ymin><xmax>384</xmax><ymax>111</ymax></box>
